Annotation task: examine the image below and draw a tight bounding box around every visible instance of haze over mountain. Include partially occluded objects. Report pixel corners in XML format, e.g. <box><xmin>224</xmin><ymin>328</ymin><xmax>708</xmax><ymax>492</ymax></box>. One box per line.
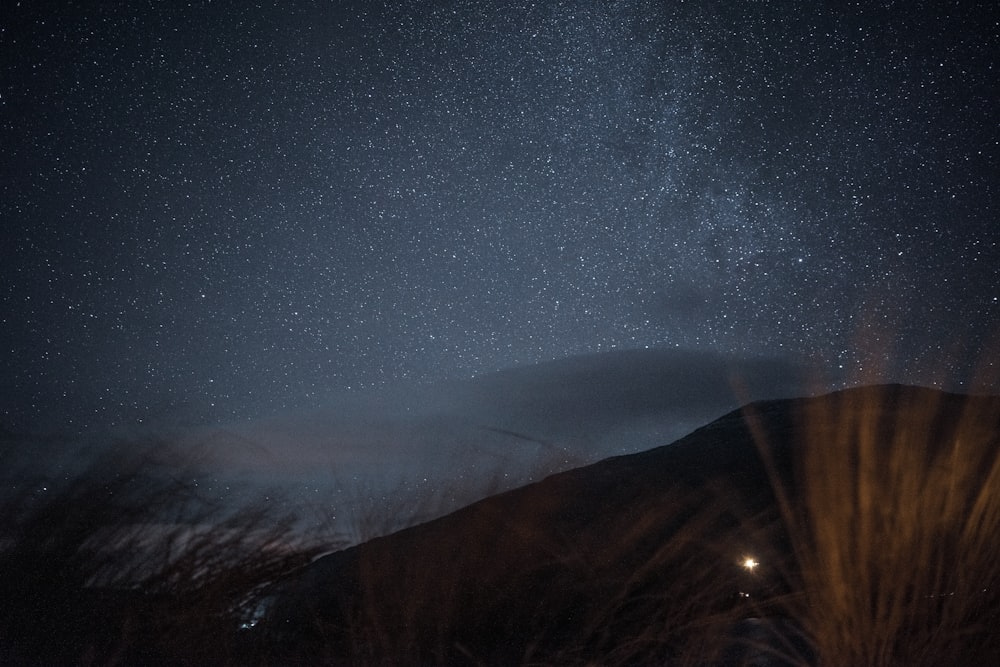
<box><xmin>190</xmin><ymin>348</ymin><xmax>810</xmax><ymax>477</ymax></box>
<box><xmin>2</xmin><ymin>348</ymin><xmax>812</xmax><ymax>545</ymax></box>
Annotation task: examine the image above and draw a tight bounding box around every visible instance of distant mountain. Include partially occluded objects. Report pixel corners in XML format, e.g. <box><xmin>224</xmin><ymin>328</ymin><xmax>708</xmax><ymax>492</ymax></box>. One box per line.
<box><xmin>256</xmin><ymin>384</ymin><xmax>1000</xmax><ymax>666</ymax></box>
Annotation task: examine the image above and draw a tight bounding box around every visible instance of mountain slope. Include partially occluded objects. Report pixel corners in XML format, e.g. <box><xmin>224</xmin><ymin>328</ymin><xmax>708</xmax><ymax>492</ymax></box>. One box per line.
<box><xmin>257</xmin><ymin>384</ymin><xmax>1000</xmax><ymax>666</ymax></box>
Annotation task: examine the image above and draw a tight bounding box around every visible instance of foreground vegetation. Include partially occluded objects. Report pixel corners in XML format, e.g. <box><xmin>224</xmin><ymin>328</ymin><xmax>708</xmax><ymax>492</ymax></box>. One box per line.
<box><xmin>747</xmin><ymin>385</ymin><xmax>1000</xmax><ymax>665</ymax></box>
<box><xmin>1</xmin><ymin>384</ymin><xmax>998</xmax><ymax>665</ymax></box>
<box><xmin>0</xmin><ymin>441</ymin><xmax>325</xmax><ymax>665</ymax></box>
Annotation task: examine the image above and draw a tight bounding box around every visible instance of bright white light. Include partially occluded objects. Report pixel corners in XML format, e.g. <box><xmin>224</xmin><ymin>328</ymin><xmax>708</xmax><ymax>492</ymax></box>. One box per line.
<box><xmin>742</xmin><ymin>557</ymin><xmax>759</xmax><ymax>571</ymax></box>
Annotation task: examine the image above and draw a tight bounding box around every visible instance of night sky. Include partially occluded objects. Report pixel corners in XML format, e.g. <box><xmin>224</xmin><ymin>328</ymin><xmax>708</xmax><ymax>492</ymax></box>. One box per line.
<box><xmin>3</xmin><ymin>1</ymin><xmax>999</xmax><ymax>448</ymax></box>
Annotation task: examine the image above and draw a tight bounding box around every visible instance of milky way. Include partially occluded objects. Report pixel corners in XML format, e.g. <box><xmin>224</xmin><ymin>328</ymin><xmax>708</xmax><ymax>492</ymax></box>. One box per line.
<box><xmin>2</xmin><ymin>1</ymin><xmax>998</xmax><ymax>434</ymax></box>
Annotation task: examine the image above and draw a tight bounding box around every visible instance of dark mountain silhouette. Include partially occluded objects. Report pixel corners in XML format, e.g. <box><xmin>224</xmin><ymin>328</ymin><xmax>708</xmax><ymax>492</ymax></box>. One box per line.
<box><xmin>257</xmin><ymin>384</ymin><xmax>1000</xmax><ymax>666</ymax></box>
<box><xmin>2</xmin><ymin>384</ymin><xmax>997</xmax><ymax>665</ymax></box>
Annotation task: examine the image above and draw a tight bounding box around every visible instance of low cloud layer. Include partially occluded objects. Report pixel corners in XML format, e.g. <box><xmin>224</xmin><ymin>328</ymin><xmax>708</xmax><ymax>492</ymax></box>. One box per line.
<box><xmin>188</xmin><ymin>348</ymin><xmax>813</xmax><ymax>491</ymax></box>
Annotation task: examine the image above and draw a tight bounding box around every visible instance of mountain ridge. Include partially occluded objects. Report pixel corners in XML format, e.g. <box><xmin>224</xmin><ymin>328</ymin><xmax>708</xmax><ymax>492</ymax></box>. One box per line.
<box><xmin>256</xmin><ymin>382</ymin><xmax>1000</xmax><ymax>665</ymax></box>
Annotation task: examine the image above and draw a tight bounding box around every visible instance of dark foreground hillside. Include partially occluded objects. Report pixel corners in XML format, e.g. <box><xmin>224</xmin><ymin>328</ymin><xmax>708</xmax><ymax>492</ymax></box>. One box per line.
<box><xmin>2</xmin><ymin>384</ymin><xmax>999</xmax><ymax>665</ymax></box>
<box><xmin>256</xmin><ymin>384</ymin><xmax>1000</xmax><ymax>666</ymax></box>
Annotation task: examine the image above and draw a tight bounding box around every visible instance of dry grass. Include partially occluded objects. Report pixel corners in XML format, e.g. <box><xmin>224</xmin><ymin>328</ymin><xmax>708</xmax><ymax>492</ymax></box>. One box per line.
<box><xmin>0</xmin><ymin>441</ymin><xmax>322</xmax><ymax>666</ymax></box>
<box><xmin>747</xmin><ymin>385</ymin><xmax>1000</xmax><ymax>666</ymax></box>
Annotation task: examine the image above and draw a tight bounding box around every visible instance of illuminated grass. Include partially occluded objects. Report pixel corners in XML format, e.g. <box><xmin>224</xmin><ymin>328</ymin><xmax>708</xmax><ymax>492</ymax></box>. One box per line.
<box><xmin>748</xmin><ymin>385</ymin><xmax>1000</xmax><ymax>666</ymax></box>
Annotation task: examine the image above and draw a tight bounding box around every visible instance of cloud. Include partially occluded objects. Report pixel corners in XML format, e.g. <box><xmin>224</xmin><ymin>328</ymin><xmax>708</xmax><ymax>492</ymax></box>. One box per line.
<box><xmin>3</xmin><ymin>347</ymin><xmax>814</xmax><ymax>543</ymax></box>
<box><xmin>188</xmin><ymin>347</ymin><xmax>811</xmax><ymax>490</ymax></box>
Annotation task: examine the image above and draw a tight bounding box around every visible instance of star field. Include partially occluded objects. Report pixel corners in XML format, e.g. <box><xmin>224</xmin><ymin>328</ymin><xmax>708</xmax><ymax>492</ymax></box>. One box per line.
<box><xmin>2</xmin><ymin>0</ymin><xmax>998</xmax><ymax>434</ymax></box>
